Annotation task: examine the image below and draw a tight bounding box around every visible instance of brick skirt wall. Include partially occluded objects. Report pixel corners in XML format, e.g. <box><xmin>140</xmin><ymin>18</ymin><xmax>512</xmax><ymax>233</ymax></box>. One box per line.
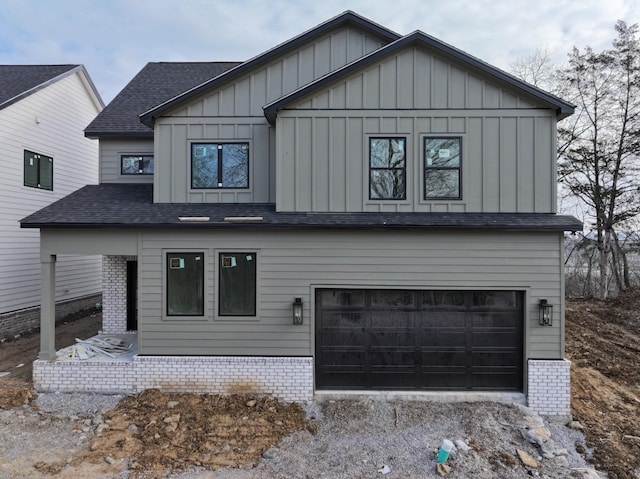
<box><xmin>527</xmin><ymin>359</ymin><xmax>571</xmax><ymax>417</ymax></box>
<box><xmin>0</xmin><ymin>293</ymin><xmax>102</xmax><ymax>339</ymax></box>
<box><xmin>33</xmin><ymin>355</ymin><xmax>314</xmax><ymax>402</ymax></box>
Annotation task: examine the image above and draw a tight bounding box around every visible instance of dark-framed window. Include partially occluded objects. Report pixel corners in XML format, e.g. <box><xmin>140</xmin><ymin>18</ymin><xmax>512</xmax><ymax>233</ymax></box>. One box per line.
<box><xmin>424</xmin><ymin>137</ymin><xmax>461</xmax><ymax>199</ymax></box>
<box><xmin>369</xmin><ymin>137</ymin><xmax>406</xmax><ymax>200</ymax></box>
<box><xmin>192</xmin><ymin>143</ymin><xmax>249</xmax><ymax>189</ymax></box>
<box><xmin>24</xmin><ymin>150</ymin><xmax>53</xmax><ymax>190</ymax></box>
<box><xmin>166</xmin><ymin>252</ymin><xmax>204</xmax><ymax>316</ymax></box>
<box><xmin>219</xmin><ymin>252</ymin><xmax>256</xmax><ymax>316</ymax></box>
<box><xmin>121</xmin><ymin>155</ymin><xmax>154</xmax><ymax>175</ymax></box>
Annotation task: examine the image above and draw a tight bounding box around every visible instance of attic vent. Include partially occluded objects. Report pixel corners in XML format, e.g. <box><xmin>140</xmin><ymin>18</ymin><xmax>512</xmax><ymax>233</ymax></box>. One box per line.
<box><xmin>178</xmin><ymin>216</ymin><xmax>210</xmax><ymax>222</ymax></box>
<box><xmin>223</xmin><ymin>216</ymin><xmax>264</xmax><ymax>222</ymax></box>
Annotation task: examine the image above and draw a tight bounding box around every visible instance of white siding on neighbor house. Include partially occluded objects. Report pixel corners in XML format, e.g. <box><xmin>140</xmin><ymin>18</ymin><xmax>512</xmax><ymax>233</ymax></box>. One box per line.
<box><xmin>99</xmin><ymin>139</ymin><xmax>154</xmax><ymax>183</ymax></box>
<box><xmin>0</xmin><ymin>71</ymin><xmax>102</xmax><ymax>314</ymax></box>
<box><xmin>274</xmin><ymin>46</ymin><xmax>558</xmax><ymax>213</ymax></box>
<box><xmin>153</xmin><ymin>25</ymin><xmax>387</xmax><ymax>204</ymax></box>
<box><xmin>133</xmin><ymin>229</ymin><xmax>563</xmax><ymax>359</ymax></box>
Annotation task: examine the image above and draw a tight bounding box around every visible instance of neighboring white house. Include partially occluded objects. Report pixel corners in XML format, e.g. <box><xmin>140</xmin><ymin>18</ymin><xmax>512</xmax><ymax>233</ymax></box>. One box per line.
<box><xmin>0</xmin><ymin>65</ymin><xmax>104</xmax><ymax>337</ymax></box>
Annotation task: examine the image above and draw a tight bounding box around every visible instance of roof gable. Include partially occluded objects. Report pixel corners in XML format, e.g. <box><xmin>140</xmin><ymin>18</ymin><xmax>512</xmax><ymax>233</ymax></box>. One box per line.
<box><xmin>139</xmin><ymin>11</ymin><xmax>400</xmax><ymax>127</ymax></box>
<box><xmin>264</xmin><ymin>31</ymin><xmax>575</xmax><ymax>122</ymax></box>
<box><xmin>0</xmin><ymin>64</ymin><xmax>102</xmax><ymax>112</ymax></box>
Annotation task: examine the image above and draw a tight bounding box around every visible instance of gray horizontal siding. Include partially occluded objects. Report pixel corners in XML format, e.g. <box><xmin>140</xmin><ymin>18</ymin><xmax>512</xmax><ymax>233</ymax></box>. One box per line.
<box><xmin>276</xmin><ymin>110</ymin><xmax>556</xmax><ymax>213</ymax></box>
<box><xmin>137</xmin><ymin>229</ymin><xmax>563</xmax><ymax>358</ymax></box>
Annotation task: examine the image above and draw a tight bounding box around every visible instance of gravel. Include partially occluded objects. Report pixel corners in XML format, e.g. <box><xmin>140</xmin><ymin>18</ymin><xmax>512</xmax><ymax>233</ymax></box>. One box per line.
<box><xmin>1</xmin><ymin>393</ymin><xmax>605</xmax><ymax>479</ymax></box>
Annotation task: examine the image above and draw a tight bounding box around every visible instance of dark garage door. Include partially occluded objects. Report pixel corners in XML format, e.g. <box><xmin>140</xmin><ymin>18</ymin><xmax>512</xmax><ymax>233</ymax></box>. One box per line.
<box><xmin>315</xmin><ymin>289</ymin><xmax>523</xmax><ymax>391</ymax></box>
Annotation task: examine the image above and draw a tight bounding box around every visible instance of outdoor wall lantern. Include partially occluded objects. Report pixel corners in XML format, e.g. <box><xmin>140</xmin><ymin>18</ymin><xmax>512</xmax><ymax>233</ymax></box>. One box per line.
<box><xmin>538</xmin><ymin>299</ymin><xmax>553</xmax><ymax>326</ymax></box>
<box><xmin>293</xmin><ymin>297</ymin><xmax>303</xmax><ymax>325</ymax></box>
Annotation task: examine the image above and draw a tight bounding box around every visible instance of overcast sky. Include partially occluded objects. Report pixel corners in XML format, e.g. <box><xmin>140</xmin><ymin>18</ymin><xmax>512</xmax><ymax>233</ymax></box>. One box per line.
<box><xmin>1</xmin><ymin>0</ymin><xmax>638</xmax><ymax>104</ymax></box>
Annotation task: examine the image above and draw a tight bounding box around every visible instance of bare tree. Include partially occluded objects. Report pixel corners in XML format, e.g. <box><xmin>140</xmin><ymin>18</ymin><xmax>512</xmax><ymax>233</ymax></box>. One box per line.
<box><xmin>558</xmin><ymin>21</ymin><xmax>640</xmax><ymax>298</ymax></box>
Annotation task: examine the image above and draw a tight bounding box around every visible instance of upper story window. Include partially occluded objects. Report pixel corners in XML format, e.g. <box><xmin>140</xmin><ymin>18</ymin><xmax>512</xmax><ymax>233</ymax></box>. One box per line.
<box><xmin>24</xmin><ymin>150</ymin><xmax>53</xmax><ymax>190</ymax></box>
<box><xmin>369</xmin><ymin>137</ymin><xmax>406</xmax><ymax>200</ymax></box>
<box><xmin>121</xmin><ymin>155</ymin><xmax>154</xmax><ymax>175</ymax></box>
<box><xmin>191</xmin><ymin>143</ymin><xmax>249</xmax><ymax>189</ymax></box>
<box><xmin>424</xmin><ymin>137</ymin><xmax>461</xmax><ymax>200</ymax></box>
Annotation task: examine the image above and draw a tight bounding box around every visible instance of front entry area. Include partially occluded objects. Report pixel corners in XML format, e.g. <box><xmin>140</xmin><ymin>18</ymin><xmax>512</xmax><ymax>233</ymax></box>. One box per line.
<box><xmin>315</xmin><ymin>289</ymin><xmax>524</xmax><ymax>391</ymax></box>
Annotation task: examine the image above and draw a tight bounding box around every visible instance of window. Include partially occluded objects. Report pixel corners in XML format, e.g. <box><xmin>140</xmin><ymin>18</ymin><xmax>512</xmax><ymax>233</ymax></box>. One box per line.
<box><xmin>424</xmin><ymin>137</ymin><xmax>461</xmax><ymax>199</ymax></box>
<box><xmin>192</xmin><ymin>143</ymin><xmax>249</xmax><ymax>189</ymax></box>
<box><xmin>24</xmin><ymin>150</ymin><xmax>53</xmax><ymax>190</ymax></box>
<box><xmin>121</xmin><ymin>155</ymin><xmax>154</xmax><ymax>175</ymax></box>
<box><xmin>166</xmin><ymin>253</ymin><xmax>204</xmax><ymax>316</ymax></box>
<box><xmin>219</xmin><ymin>252</ymin><xmax>256</xmax><ymax>316</ymax></box>
<box><xmin>369</xmin><ymin>138</ymin><xmax>406</xmax><ymax>200</ymax></box>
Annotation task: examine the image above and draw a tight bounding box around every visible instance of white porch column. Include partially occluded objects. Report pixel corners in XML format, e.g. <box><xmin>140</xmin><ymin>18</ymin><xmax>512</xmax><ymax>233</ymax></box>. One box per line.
<box><xmin>39</xmin><ymin>254</ymin><xmax>56</xmax><ymax>360</ymax></box>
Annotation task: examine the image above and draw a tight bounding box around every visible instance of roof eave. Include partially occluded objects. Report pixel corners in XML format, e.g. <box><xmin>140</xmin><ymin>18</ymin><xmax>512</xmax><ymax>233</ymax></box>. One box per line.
<box><xmin>84</xmin><ymin>130</ymin><xmax>154</xmax><ymax>140</ymax></box>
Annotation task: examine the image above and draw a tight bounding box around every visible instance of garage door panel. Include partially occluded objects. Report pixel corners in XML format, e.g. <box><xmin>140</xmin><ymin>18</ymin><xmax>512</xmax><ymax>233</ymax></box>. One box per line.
<box><xmin>319</xmin><ymin>349</ymin><xmax>366</xmax><ymax>366</ymax></box>
<box><xmin>369</xmin><ymin>349</ymin><xmax>417</xmax><ymax>366</ymax></box>
<box><xmin>421</xmin><ymin>349</ymin><xmax>468</xmax><ymax>367</ymax></box>
<box><xmin>318</xmin><ymin>329</ymin><xmax>364</xmax><ymax>346</ymax></box>
<box><xmin>370</xmin><ymin>371</ymin><xmax>417</xmax><ymax>389</ymax></box>
<box><xmin>472</xmin><ymin>331</ymin><xmax>520</xmax><ymax>347</ymax></box>
<box><xmin>418</xmin><ymin>311</ymin><xmax>466</xmax><ymax>327</ymax></box>
<box><xmin>421</xmin><ymin>331</ymin><xmax>467</xmax><ymax>347</ymax></box>
<box><xmin>319</xmin><ymin>311</ymin><xmax>364</xmax><ymax>328</ymax></box>
<box><xmin>316</xmin><ymin>289</ymin><xmax>523</xmax><ymax>391</ymax></box>
<box><xmin>369</xmin><ymin>330</ymin><xmax>415</xmax><ymax>347</ymax></box>
<box><xmin>318</xmin><ymin>290</ymin><xmax>366</xmax><ymax>307</ymax></box>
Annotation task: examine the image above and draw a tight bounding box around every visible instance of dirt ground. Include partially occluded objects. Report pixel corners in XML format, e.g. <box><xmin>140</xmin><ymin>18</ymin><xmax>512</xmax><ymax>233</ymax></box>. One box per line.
<box><xmin>566</xmin><ymin>290</ymin><xmax>640</xmax><ymax>479</ymax></box>
<box><xmin>0</xmin><ymin>298</ymin><xmax>638</xmax><ymax>478</ymax></box>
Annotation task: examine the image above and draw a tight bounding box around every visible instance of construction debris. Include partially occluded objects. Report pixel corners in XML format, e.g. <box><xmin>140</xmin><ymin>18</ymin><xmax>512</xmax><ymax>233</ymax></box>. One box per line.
<box><xmin>56</xmin><ymin>336</ymin><xmax>131</xmax><ymax>361</ymax></box>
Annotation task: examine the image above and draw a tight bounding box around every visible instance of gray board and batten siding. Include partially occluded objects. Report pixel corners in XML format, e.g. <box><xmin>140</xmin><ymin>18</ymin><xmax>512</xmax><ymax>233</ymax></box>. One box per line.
<box><xmin>150</xmin><ymin>24</ymin><xmax>388</xmax><ymax>204</ymax></box>
<box><xmin>39</xmin><ymin>228</ymin><xmax>565</xmax><ymax>360</ymax></box>
<box><xmin>274</xmin><ymin>45</ymin><xmax>559</xmax><ymax>214</ymax></box>
<box><xmin>152</xmin><ymin>40</ymin><xmax>560</xmax><ymax>214</ymax></box>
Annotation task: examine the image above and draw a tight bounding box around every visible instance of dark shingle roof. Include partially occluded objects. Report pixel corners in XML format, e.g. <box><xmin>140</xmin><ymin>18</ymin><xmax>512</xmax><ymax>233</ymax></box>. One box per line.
<box><xmin>84</xmin><ymin>62</ymin><xmax>240</xmax><ymax>138</ymax></box>
<box><xmin>21</xmin><ymin>184</ymin><xmax>583</xmax><ymax>232</ymax></box>
<box><xmin>0</xmin><ymin>64</ymin><xmax>82</xmax><ymax>110</ymax></box>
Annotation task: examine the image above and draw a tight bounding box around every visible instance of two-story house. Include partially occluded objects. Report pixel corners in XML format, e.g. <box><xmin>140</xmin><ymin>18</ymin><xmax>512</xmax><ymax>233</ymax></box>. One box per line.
<box><xmin>0</xmin><ymin>65</ymin><xmax>103</xmax><ymax>339</ymax></box>
<box><xmin>22</xmin><ymin>12</ymin><xmax>581</xmax><ymax>416</ymax></box>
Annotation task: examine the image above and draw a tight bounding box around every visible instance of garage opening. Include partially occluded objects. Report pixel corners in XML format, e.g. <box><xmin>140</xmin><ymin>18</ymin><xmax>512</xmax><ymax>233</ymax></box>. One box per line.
<box><xmin>315</xmin><ymin>289</ymin><xmax>523</xmax><ymax>391</ymax></box>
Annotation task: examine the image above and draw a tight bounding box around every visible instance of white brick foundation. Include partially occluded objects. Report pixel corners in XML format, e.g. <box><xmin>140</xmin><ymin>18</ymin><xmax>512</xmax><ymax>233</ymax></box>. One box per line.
<box><xmin>527</xmin><ymin>359</ymin><xmax>571</xmax><ymax>417</ymax></box>
<box><xmin>33</xmin><ymin>355</ymin><xmax>314</xmax><ymax>402</ymax></box>
<box><xmin>102</xmin><ymin>256</ymin><xmax>133</xmax><ymax>334</ymax></box>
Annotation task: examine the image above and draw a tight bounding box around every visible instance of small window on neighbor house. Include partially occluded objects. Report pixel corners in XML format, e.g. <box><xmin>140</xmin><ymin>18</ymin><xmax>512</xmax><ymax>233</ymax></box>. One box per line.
<box><xmin>219</xmin><ymin>252</ymin><xmax>256</xmax><ymax>316</ymax></box>
<box><xmin>424</xmin><ymin>137</ymin><xmax>461</xmax><ymax>199</ymax></box>
<box><xmin>192</xmin><ymin>143</ymin><xmax>249</xmax><ymax>189</ymax></box>
<box><xmin>166</xmin><ymin>253</ymin><xmax>204</xmax><ymax>316</ymax></box>
<box><xmin>24</xmin><ymin>150</ymin><xmax>53</xmax><ymax>190</ymax></box>
<box><xmin>369</xmin><ymin>138</ymin><xmax>406</xmax><ymax>200</ymax></box>
<box><xmin>121</xmin><ymin>155</ymin><xmax>154</xmax><ymax>175</ymax></box>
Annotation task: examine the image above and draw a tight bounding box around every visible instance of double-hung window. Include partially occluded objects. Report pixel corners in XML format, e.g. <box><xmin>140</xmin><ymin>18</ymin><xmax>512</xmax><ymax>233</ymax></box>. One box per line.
<box><xmin>192</xmin><ymin>143</ymin><xmax>249</xmax><ymax>189</ymax></box>
<box><xmin>24</xmin><ymin>150</ymin><xmax>53</xmax><ymax>190</ymax></box>
<box><xmin>219</xmin><ymin>252</ymin><xmax>256</xmax><ymax>316</ymax></box>
<box><xmin>369</xmin><ymin>137</ymin><xmax>406</xmax><ymax>200</ymax></box>
<box><xmin>121</xmin><ymin>155</ymin><xmax>154</xmax><ymax>175</ymax></box>
<box><xmin>424</xmin><ymin>137</ymin><xmax>461</xmax><ymax>199</ymax></box>
<box><xmin>166</xmin><ymin>253</ymin><xmax>204</xmax><ymax>316</ymax></box>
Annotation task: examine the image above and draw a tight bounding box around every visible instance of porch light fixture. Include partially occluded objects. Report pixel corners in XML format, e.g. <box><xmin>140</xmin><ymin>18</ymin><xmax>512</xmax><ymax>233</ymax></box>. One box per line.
<box><xmin>538</xmin><ymin>299</ymin><xmax>553</xmax><ymax>326</ymax></box>
<box><xmin>293</xmin><ymin>297</ymin><xmax>303</xmax><ymax>325</ymax></box>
